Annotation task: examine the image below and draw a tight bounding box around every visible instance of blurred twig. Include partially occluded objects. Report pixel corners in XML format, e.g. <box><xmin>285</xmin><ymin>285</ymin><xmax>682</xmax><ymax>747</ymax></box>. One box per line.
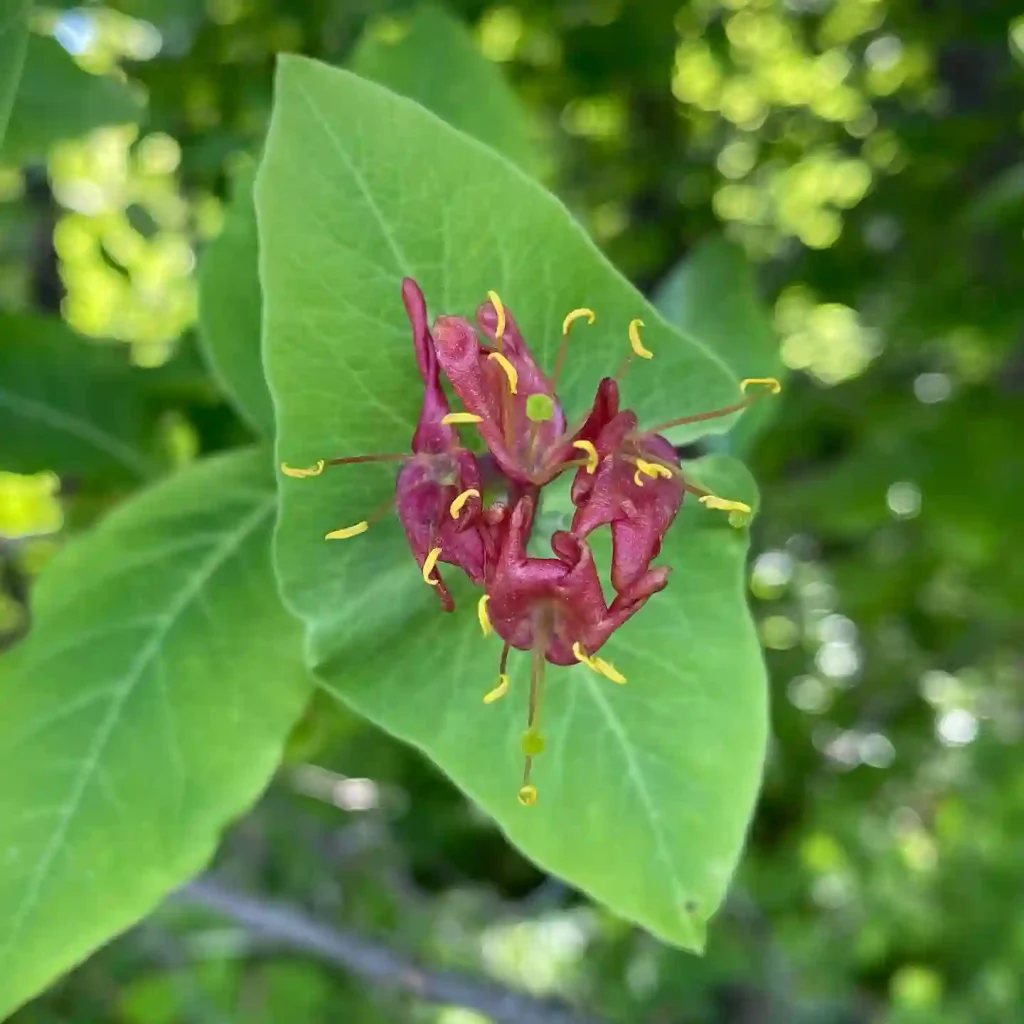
<box><xmin>179</xmin><ymin>877</ymin><xmax>604</xmax><ymax>1024</ymax></box>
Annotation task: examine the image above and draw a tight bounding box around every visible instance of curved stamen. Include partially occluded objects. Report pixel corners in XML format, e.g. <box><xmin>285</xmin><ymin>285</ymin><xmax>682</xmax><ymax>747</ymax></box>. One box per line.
<box><xmin>488</xmin><ymin>289</ymin><xmax>506</xmax><ymax>348</ymax></box>
<box><xmin>282</xmin><ymin>460</ymin><xmax>325</xmax><ymax>478</ymax></box>
<box><xmin>325</xmin><ymin>521</ymin><xmax>369</xmax><ymax>540</ymax></box>
<box><xmin>629</xmin><ymin>318</ymin><xmax>653</xmax><ymax>359</ymax></box>
<box><xmin>561</xmin><ymin>307</ymin><xmax>596</xmax><ymax>335</ymax></box>
<box><xmin>633</xmin><ymin>458</ymin><xmax>674</xmax><ymax>488</ymax></box>
<box><xmin>449</xmin><ymin>488</ymin><xmax>480</xmax><ymax>520</ymax></box>
<box><xmin>483</xmin><ymin>673</ymin><xmax>510</xmax><ymax>703</ymax></box>
<box><xmin>422</xmin><ymin>546</ymin><xmax>443</xmax><ymax>586</ymax></box>
<box><xmin>487</xmin><ymin>351</ymin><xmax>519</xmax><ymax>394</ymax></box>
<box><xmin>554</xmin><ymin>308</ymin><xmax>596</xmax><ymax>389</ymax></box>
<box><xmin>572</xmin><ymin>439</ymin><xmax>599</xmax><ymax>474</ymax></box>
<box><xmin>572</xmin><ymin>641</ymin><xmax>627</xmax><ymax>685</ymax></box>
<box><xmin>441</xmin><ymin>412</ymin><xmax>483</xmax><ymax>425</ymax></box>
<box><xmin>477</xmin><ymin>594</ymin><xmax>492</xmax><ymax>637</ymax></box>
<box><xmin>699</xmin><ymin>495</ymin><xmax>752</xmax><ymax>515</ymax></box>
<box><xmin>741</xmin><ymin>377</ymin><xmax>782</xmax><ymax>394</ymax></box>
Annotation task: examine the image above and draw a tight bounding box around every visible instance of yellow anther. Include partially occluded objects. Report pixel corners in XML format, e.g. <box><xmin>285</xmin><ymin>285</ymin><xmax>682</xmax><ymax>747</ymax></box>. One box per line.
<box><xmin>449</xmin><ymin>488</ymin><xmax>480</xmax><ymax>520</ymax></box>
<box><xmin>591</xmin><ymin>656</ymin><xmax>627</xmax><ymax>685</ymax></box>
<box><xmin>699</xmin><ymin>495</ymin><xmax>752</xmax><ymax>515</ymax></box>
<box><xmin>629</xmin><ymin>318</ymin><xmax>653</xmax><ymax>359</ymax></box>
<box><xmin>422</xmin><ymin>546</ymin><xmax>443</xmax><ymax>586</ymax></box>
<box><xmin>282</xmin><ymin>460</ymin><xmax>325</xmax><ymax>478</ymax></box>
<box><xmin>517</xmin><ymin>784</ymin><xmax>538</xmax><ymax>806</ymax></box>
<box><xmin>477</xmin><ymin>594</ymin><xmax>492</xmax><ymax>637</ymax></box>
<box><xmin>572</xmin><ymin>439</ymin><xmax>599</xmax><ymax>474</ymax></box>
<box><xmin>633</xmin><ymin>458</ymin><xmax>674</xmax><ymax>487</ymax></box>
<box><xmin>487</xmin><ymin>351</ymin><xmax>518</xmax><ymax>394</ymax></box>
<box><xmin>572</xmin><ymin>642</ymin><xmax>627</xmax><ymax>685</ymax></box>
<box><xmin>488</xmin><ymin>289</ymin><xmax>506</xmax><ymax>344</ymax></box>
<box><xmin>483</xmin><ymin>673</ymin><xmax>509</xmax><ymax>703</ymax></box>
<box><xmin>562</xmin><ymin>307</ymin><xmax>596</xmax><ymax>335</ymax></box>
<box><xmin>740</xmin><ymin>377</ymin><xmax>782</xmax><ymax>395</ymax></box>
<box><xmin>441</xmin><ymin>412</ymin><xmax>483</xmax><ymax>425</ymax></box>
<box><xmin>325</xmin><ymin>521</ymin><xmax>369</xmax><ymax>540</ymax></box>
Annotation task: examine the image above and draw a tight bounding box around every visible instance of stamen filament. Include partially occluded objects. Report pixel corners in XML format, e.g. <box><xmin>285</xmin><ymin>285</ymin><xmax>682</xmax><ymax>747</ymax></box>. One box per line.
<box><xmin>572</xmin><ymin>439</ymin><xmax>599</xmax><ymax>474</ymax></box>
<box><xmin>282</xmin><ymin>453</ymin><xmax>410</xmax><ymax>478</ymax></box>
<box><xmin>325</xmin><ymin>521</ymin><xmax>369</xmax><ymax>540</ymax></box>
<box><xmin>441</xmin><ymin>412</ymin><xmax>483</xmax><ymax>425</ymax></box>
<box><xmin>487</xmin><ymin>351</ymin><xmax>519</xmax><ymax>394</ymax></box>
<box><xmin>422</xmin><ymin>546</ymin><xmax>443</xmax><ymax>586</ymax></box>
<box><xmin>644</xmin><ymin>378</ymin><xmax>781</xmax><ymax>436</ymax></box>
<box><xmin>488</xmin><ymin>290</ymin><xmax>506</xmax><ymax>349</ymax></box>
<box><xmin>477</xmin><ymin>594</ymin><xmax>492</xmax><ymax>637</ymax></box>
<box><xmin>519</xmin><ymin>620</ymin><xmax>550</xmax><ymax>807</ymax></box>
<box><xmin>449</xmin><ymin>488</ymin><xmax>480</xmax><ymax>520</ymax></box>
<box><xmin>629</xmin><ymin>318</ymin><xmax>653</xmax><ymax>359</ymax></box>
<box><xmin>553</xmin><ymin>308</ymin><xmax>595</xmax><ymax>390</ymax></box>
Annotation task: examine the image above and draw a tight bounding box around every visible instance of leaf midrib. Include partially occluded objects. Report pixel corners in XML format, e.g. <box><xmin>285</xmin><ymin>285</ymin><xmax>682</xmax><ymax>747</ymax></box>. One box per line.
<box><xmin>0</xmin><ymin>492</ymin><xmax>275</xmax><ymax>964</ymax></box>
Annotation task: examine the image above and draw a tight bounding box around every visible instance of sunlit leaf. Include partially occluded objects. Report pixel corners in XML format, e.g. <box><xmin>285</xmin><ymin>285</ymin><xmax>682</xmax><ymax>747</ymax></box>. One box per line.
<box><xmin>0</xmin><ymin>449</ymin><xmax>313</xmax><ymax>1014</ymax></box>
<box><xmin>259</xmin><ymin>57</ymin><xmax>765</xmax><ymax>949</ymax></box>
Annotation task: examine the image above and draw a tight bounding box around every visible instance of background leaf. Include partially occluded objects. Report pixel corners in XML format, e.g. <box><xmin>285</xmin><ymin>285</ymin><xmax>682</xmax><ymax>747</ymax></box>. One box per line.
<box><xmin>1</xmin><ymin>35</ymin><xmax>143</xmax><ymax>163</ymax></box>
<box><xmin>0</xmin><ymin>0</ymin><xmax>31</xmax><ymax>147</ymax></box>
<box><xmin>197</xmin><ymin>164</ymin><xmax>270</xmax><ymax>437</ymax></box>
<box><xmin>350</xmin><ymin>3</ymin><xmax>540</xmax><ymax>175</ymax></box>
<box><xmin>260</xmin><ymin>56</ymin><xmax>765</xmax><ymax>949</ymax></box>
<box><xmin>0</xmin><ymin>448</ymin><xmax>312</xmax><ymax>1015</ymax></box>
<box><xmin>653</xmin><ymin>236</ymin><xmax>783</xmax><ymax>453</ymax></box>
<box><xmin>0</xmin><ymin>313</ymin><xmax>155</xmax><ymax>480</ymax></box>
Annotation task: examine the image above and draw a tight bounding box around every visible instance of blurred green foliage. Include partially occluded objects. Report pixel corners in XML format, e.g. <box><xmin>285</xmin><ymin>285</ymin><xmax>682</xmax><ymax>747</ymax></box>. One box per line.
<box><xmin>1</xmin><ymin>0</ymin><xmax>1023</xmax><ymax>1021</ymax></box>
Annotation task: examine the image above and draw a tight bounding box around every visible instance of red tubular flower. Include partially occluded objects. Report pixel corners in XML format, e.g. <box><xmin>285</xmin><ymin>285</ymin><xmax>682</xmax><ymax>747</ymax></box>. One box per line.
<box><xmin>431</xmin><ymin>293</ymin><xmax>566</xmax><ymax>484</ymax></box>
<box><xmin>481</xmin><ymin>495</ymin><xmax>668</xmax><ymax>805</ymax></box>
<box><xmin>280</xmin><ymin>279</ymin><xmax>503</xmax><ymax>612</ymax></box>
<box><xmin>487</xmin><ymin>496</ymin><xmax>669</xmax><ymax>667</ymax></box>
<box><xmin>569</xmin><ymin>377</ymin><xmax>685</xmax><ymax>592</ymax></box>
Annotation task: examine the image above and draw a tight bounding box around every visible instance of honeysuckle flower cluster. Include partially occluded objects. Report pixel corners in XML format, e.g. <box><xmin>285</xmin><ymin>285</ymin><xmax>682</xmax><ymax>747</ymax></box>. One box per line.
<box><xmin>283</xmin><ymin>279</ymin><xmax>780</xmax><ymax>806</ymax></box>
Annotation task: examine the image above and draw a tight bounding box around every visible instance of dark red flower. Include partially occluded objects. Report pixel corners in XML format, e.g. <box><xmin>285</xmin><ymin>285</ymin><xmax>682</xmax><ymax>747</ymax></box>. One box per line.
<box><xmin>431</xmin><ymin>293</ymin><xmax>566</xmax><ymax>484</ymax></box>
<box><xmin>280</xmin><ymin>279</ymin><xmax>504</xmax><ymax>612</ymax></box>
<box><xmin>485</xmin><ymin>495</ymin><xmax>669</xmax><ymax>668</ymax></box>
<box><xmin>568</xmin><ymin>377</ymin><xmax>685</xmax><ymax>592</ymax></box>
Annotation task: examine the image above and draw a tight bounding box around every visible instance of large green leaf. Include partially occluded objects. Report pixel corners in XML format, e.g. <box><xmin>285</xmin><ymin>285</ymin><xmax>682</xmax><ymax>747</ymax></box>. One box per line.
<box><xmin>259</xmin><ymin>57</ymin><xmax>765</xmax><ymax>948</ymax></box>
<box><xmin>197</xmin><ymin>164</ymin><xmax>271</xmax><ymax>437</ymax></box>
<box><xmin>0</xmin><ymin>313</ymin><xmax>155</xmax><ymax>479</ymax></box>
<box><xmin>350</xmin><ymin>3</ymin><xmax>540</xmax><ymax>175</ymax></box>
<box><xmin>197</xmin><ymin>8</ymin><xmax>540</xmax><ymax>439</ymax></box>
<box><xmin>653</xmin><ymin>236</ymin><xmax>784</xmax><ymax>453</ymax></box>
<box><xmin>0</xmin><ymin>0</ymin><xmax>31</xmax><ymax>147</ymax></box>
<box><xmin>0</xmin><ymin>449</ymin><xmax>312</xmax><ymax>1014</ymax></box>
<box><xmin>1</xmin><ymin>34</ymin><xmax>142</xmax><ymax>163</ymax></box>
